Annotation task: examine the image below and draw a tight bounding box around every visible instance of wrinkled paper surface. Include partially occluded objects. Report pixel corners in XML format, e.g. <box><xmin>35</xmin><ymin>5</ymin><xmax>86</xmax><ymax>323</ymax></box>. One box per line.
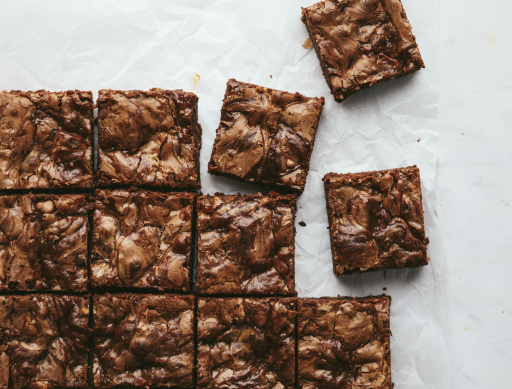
<box><xmin>0</xmin><ymin>0</ymin><xmax>449</xmax><ymax>387</ymax></box>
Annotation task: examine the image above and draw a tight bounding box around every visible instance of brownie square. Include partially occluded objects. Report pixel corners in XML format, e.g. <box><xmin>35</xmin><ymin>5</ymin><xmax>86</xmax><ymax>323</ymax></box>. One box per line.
<box><xmin>196</xmin><ymin>193</ymin><xmax>296</xmax><ymax>295</ymax></box>
<box><xmin>91</xmin><ymin>189</ymin><xmax>195</xmax><ymax>291</ymax></box>
<box><xmin>323</xmin><ymin>166</ymin><xmax>429</xmax><ymax>275</ymax></box>
<box><xmin>0</xmin><ymin>295</ymin><xmax>90</xmax><ymax>389</ymax></box>
<box><xmin>298</xmin><ymin>296</ymin><xmax>392</xmax><ymax>388</ymax></box>
<box><xmin>301</xmin><ymin>0</ymin><xmax>425</xmax><ymax>102</ymax></box>
<box><xmin>197</xmin><ymin>297</ymin><xmax>296</xmax><ymax>388</ymax></box>
<box><xmin>0</xmin><ymin>90</ymin><xmax>93</xmax><ymax>189</ymax></box>
<box><xmin>93</xmin><ymin>294</ymin><xmax>194</xmax><ymax>388</ymax></box>
<box><xmin>208</xmin><ymin>79</ymin><xmax>324</xmax><ymax>194</ymax></box>
<box><xmin>97</xmin><ymin>89</ymin><xmax>201</xmax><ymax>189</ymax></box>
<box><xmin>0</xmin><ymin>194</ymin><xmax>89</xmax><ymax>291</ymax></box>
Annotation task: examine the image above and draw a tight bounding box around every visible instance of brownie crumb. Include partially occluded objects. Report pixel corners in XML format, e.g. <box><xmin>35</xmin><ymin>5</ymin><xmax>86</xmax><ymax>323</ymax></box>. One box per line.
<box><xmin>299</xmin><ymin>221</ymin><xmax>306</xmax><ymax>227</ymax></box>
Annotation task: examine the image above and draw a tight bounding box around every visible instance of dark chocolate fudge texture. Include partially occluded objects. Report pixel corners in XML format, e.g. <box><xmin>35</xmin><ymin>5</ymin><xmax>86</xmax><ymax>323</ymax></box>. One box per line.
<box><xmin>208</xmin><ymin>79</ymin><xmax>324</xmax><ymax>194</ymax></box>
<box><xmin>93</xmin><ymin>294</ymin><xmax>194</xmax><ymax>388</ymax></box>
<box><xmin>197</xmin><ymin>297</ymin><xmax>296</xmax><ymax>388</ymax></box>
<box><xmin>92</xmin><ymin>189</ymin><xmax>195</xmax><ymax>291</ymax></box>
<box><xmin>0</xmin><ymin>194</ymin><xmax>89</xmax><ymax>291</ymax></box>
<box><xmin>0</xmin><ymin>295</ymin><xmax>90</xmax><ymax>389</ymax></box>
<box><xmin>196</xmin><ymin>193</ymin><xmax>296</xmax><ymax>295</ymax></box>
<box><xmin>323</xmin><ymin>166</ymin><xmax>429</xmax><ymax>275</ymax></box>
<box><xmin>298</xmin><ymin>296</ymin><xmax>392</xmax><ymax>388</ymax></box>
<box><xmin>97</xmin><ymin>89</ymin><xmax>201</xmax><ymax>189</ymax></box>
<box><xmin>0</xmin><ymin>90</ymin><xmax>93</xmax><ymax>189</ymax></box>
<box><xmin>301</xmin><ymin>0</ymin><xmax>425</xmax><ymax>102</ymax></box>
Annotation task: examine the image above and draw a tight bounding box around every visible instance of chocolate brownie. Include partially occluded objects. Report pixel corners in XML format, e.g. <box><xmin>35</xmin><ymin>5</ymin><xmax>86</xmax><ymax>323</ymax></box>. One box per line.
<box><xmin>92</xmin><ymin>189</ymin><xmax>195</xmax><ymax>291</ymax></box>
<box><xmin>301</xmin><ymin>0</ymin><xmax>425</xmax><ymax>102</ymax></box>
<box><xmin>93</xmin><ymin>294</ymin><xmax>194</xmax><ymax>388</ymax></box>
<box><xmin>196</xmin><ymin>193</ymin><xmax>296</xmax><ymax>295</ymax></box>
<box><xmin>0</xmin><ymin>295</ymin><xmax>90</xmax><ymax>389</ymax></box>
<box><xmin>197</xmin><ymin>297</ymin><xmax>296</xmax><ymax>388</ymax></box>
<box><xmin>298</xmin><ymin>296</ymin><xmax>392</xmax><ymax>388</ymax></box>
<box><xmin>208</xmin><ymin>79</ymin><xmax>324</xmax><ymax>194</ymax></box>
<box><xmin>324</xmin><ymin>166</ymin><xmax>429</xmax><ymax>275</ymax></box>
<box><xmin>0</xmin><ymin>194</ymin><xmax>89</xmax><ymax>291</ymax></box>
<box><xmin>97</xmin><ymin>89</ymin><xmax>201</xmax><ymax>189</ymax></box>
<box><xmin>0</xmin><ymin>90</ymin><xmax>93</xmax><ymax>189</ymax></box>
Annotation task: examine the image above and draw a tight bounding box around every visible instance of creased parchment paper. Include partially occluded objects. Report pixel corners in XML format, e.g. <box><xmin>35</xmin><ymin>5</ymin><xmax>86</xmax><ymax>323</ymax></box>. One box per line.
<box><xmin>0</xmin><ymin>0</ymin><xmax>448</xmax><ymax>387</ymax></box>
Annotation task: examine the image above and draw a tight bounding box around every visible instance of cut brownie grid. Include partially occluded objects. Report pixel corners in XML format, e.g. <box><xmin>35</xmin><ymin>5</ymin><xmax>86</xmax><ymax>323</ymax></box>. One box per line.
<box><xmin>324</xmin><ymin>166</ymin><xmax>429</xmax><ymax>275</ymax></box>
<box><xmin>96</xmin><ymin>89</ymin><xmax>201</xmax><ymax>189</ymax></box>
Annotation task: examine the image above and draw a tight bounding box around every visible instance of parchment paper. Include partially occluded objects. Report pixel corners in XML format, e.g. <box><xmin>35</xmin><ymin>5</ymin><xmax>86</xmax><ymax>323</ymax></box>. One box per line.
<box><xmin>0</xmin><ymin>0</ymin><xmax>449</xmax><ymax>387</ymax></box>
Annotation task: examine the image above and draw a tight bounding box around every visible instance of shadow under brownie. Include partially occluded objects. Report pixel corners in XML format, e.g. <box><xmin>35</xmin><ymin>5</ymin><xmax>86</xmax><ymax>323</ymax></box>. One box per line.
<box><xmin>91</xmin><ymin>189</ymin><xmax>195</xmax><ymax>291</ymax></box>
<box><xmin>301</xmin><ymin>0</ymin><xmax>425</xmax><ymax>102</ymax></box>
<box><xmin>0</xmin><ymin>194</ymin><xmax>89</xmax><ymax>291</ymax></box>
<box><xmin>196</xmin><ymin>193</ymin><xmax>296</xmax><ymax>295</ymax></box>
<box><xmin>323</xmin><ymin>166</ymin><xmax>429</xmax><ymax>275</ymax></box>
<box><xmin>96</xmin><ymin>89</ymin><xmax>201</xmax><ymax>189</ymax></box>
<box><xmin>0</xmin><ymin>294</ymin><xmax>90</xmax><ymax>389</ymax></box>
<box><xmin>208</xmin><ymin>79</ymin><xmax>324</xmax><ymax>194</ymax></box>
<box><xmin>0</xmin><ymin>90</ymin><xmax>93</xmax><ymax>189</ymax></box>
<box><xmin>299</xmin><ymin>296</ymin><xmax>392</xmax><ymax>388</ymax></box>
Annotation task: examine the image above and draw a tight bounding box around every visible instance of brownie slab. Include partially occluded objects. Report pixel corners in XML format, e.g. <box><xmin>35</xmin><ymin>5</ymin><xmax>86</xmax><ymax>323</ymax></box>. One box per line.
<box><xmin>93</xmin><ymin>294</ymin><xmax>194</xmax><ymax>388</ymax></box>
<box><xmin>196</xmin><ymin>193</ymin><xmax>296</xmax><ymax>295</ymax></box>
<box><xmin>0</xmin><ymin>295</ymin><xmax>90</xmax><ymax>389</ymax></box>
<box><xmin>0</xmin><ymin>90</ymin><xmax>93</xmax><ymax>189</ymax></box>
<box><xmin>97</xmin><ymin>89</ymin><xmax>201</xmax><ymax>188</ymax></box>
<box><xmin>0</xmin><ymin>194</ymin><xmax>88</xmax><ymax>291</ymax></box>
<box><xmin>92</xmin><ymin>189</ymin><xmax>194</xmax><ymax>291</ymax></box>
<box><xmin>208</xmin><ymin>79</ymin><xmax>324</xmax><ymax>193</ymax></box>
<box><xmin>324</xmin><ymin>166</ymin><xmax>429</xmax><ymax>275</ymax></box>
<box><xmin>301</xmin><ymin>0</ymin><xmax>425</xmax><ymax>102</ymax></box>
<box><xmin>197</xmin><ymin>297</ymin><xmax>296</xmax><ymax>388</ymax></box>
<box><xmin>298</xmin><ymin>296</ymin><xmax>392</xmax><ymax>388</ymax></box>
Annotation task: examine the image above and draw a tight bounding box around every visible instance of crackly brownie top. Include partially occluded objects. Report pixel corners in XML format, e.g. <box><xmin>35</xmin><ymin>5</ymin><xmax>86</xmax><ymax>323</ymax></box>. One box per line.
<box><xmin>93</xmin><ymin>294</ymin><xmax>194</xmax><ymax>388</ymax></box>
<box><xmin>302</xmin><ymin>0</ymin><xmax>424</xmax><ymax>101</ymax></box>
<box><xmin>0</xmin><ymin>295</ymin><xmax>90</xmax><ymax>389</ymax></box>
<box><xmin>208</xmin><ymin>79</ymin><xmax>324</xmax><ymax>193</ymax></box>
<box><xmin>324</xmin><ymin>166</ymin><xmax>428</xmax><ymax>274</ymax></box>
<box><xmin>0</xmin><ymin>194</ymin><xmax>88</xmax><ymax>291</ymax></box>
<box><xmin>298</xmin><ymin>296</ymin><xmax>392</xmax><ymax>389</ymax></box>
<box><xmin>197</xmin><ymin>297</ymin><xmax>296</xmax><ymax>388</ymax></box>
<box><xmin>97</xmin><ymin>89</ymin><xmax>200</xmax><ymax>188</ymax></box>
<box><xmin>92</xmin><ymin>189</ymin><xmax>194</xmax><ymax>290</ymax></box>
<box><xmin>0</xmin><ymin>90</ymin><xmax>93</xmax><ymax>189</ymax></box>
<box><xmin>196</xmin><ymin>193</ymin><xmax>296</xmax><ymax>295</ymax></box>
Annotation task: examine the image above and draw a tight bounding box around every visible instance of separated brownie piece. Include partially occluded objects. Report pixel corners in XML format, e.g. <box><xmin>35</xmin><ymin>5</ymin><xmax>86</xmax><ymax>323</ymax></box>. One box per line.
<box><xmin>92</xmin><ymin>189</ymin><xmax>194</xmax><ymax>291</ymax></box>
<box><xmin>93</xmin><ymin>294</ymin><xmax>194</xmax><ymax>388</ymax></box>
<box><xmin>324</xmin><ymin>166</ymin><xmax>429</xmax><ymax>275</ymax></box>
<box><xmin>0</xmin><ymin>295</ymin><xmax>90</xmax><ymax>389</ymax></box>
<box><xmin>0</xmin><ymin>194</ymin><xmax>88</xmax><ymax>291</ymax></box>
<box><xmin>197</xmin><ymin>297</ymin><xmax>296</xmax><ymax>388</ymax></box>
<box><xmin>196</xmin><ymin>193</ymin><xmax>296</xmax><ymax>295</ymax></box>
<box><xmin>0</xmin><ymin>90</ymin><xmax>93</xmax><ymax>189</ymax></box>
<box><xmin>301</xmin><ymin>0</ymin><xmax>425</xmax><ymax>102</ymax></box>
<box><xmin>97</xmin><ymin>89</ymin><xmax>201</xmax><ymax>188</ymax></box>
<box><xmin>208</xmin><ymin>79</ymin><xmax>324</xmax><ymax>194</ymax></box>
<box><xmin>298</xmin><ymin>296</ymin><xmax>392</xmax><ymax>389</ymax></box>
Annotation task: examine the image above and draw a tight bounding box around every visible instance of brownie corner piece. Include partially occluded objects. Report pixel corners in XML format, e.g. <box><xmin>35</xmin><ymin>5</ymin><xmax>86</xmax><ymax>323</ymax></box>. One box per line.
<box><xmin>298</xmin><ymin>295</ymin><xmax>392</xmax><ymax>389</ymax></box>
<box><xmin>0</xmin><ymin>193</ymin><xmax>89</xmax><ymax>291</ymax></box>
<box><xmin>91</xmin><ymin>188</ymin><xmax>195</xmax><ymax>291</ymax></box>
<box><xmin>93</xmin><ymin>293</ymin><xmax>195</xmax><ymax>388</ymax></box>
<box><xmin>208</xmin><ymin>79</ymin><xmax>324</xmax><ymax>193</ymax></box>
<box><xmin>0</xmin><ymin>294</ymin><xmax>90</xmax><ymax>389</ymax></box>
<box><xmin>323</xmin><ymin>166</ymin><xmax>429</xmax><ymax>275</ymax></box>
<box><xmin>0</xmin><ymin>90</ymin><xmax>93</xmax><ymax>189</ymax></box>
<box><xmin>96</xmin><ymin>88</ymin><xmax>201</xmax><ymax>189</ymax></box>
<box><xmin>197</xmin><ymin>297</ymin><xmax>296</xmax><ymax>388</ymax></box>
<box><xmin>196</xmin><ymin>192</ymin><xmax>297</xmax><ymax>295</ymax></box>
<box><xmin>301</xmin><ymin>0</ymin><xmax>425</xmax><ymax>102</ymax></box>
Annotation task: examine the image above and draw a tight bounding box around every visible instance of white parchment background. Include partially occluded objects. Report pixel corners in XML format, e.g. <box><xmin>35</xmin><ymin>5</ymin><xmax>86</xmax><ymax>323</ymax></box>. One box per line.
<box><xmin>0</xmin><ymin>0</ymin><xmax>449</xmax><ymax>387</ymax></box>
